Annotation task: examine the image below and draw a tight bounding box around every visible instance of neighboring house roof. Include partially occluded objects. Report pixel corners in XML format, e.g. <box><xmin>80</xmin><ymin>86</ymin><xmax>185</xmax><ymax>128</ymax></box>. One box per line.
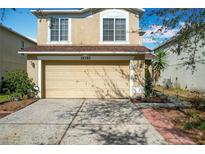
<box><xmin>31</xmin><ymin>8</ymin><xmax>145</xmax><ymax>17</ymax></box>
<box><xmin>21</xmin><ymin>45</ymin><xmax>150</xmax><ymax>52</ymax></box>
<box><xmin>154</xmin><ymin>24</ymin><xmax>204</xmax><ymax>51</ymax></box>
<box><xmin>0</xmin><ymin>24</ymin><xmax>37</xmax><ymax>44</ymax></box>
<box><xmin>154</xmin><ymin>36</ymin><xmax>177</xmax><ymax>51</ymax></box>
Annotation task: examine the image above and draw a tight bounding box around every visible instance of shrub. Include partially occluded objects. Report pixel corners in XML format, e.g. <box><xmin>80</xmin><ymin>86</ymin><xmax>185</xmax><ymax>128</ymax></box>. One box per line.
<box><xmin>144</xmin><ymin>66</ymin><xmax>153</xmax><ymax>97</ymax></box>
<box><xmin>184</xmin><ymin>120</ymin><xmax>205</xmax><ymax>131</ymax></box>
<box><xmin>2</xmin><ymin>69</ymin><xmax>35</xmax><ymax>98</ymax></box>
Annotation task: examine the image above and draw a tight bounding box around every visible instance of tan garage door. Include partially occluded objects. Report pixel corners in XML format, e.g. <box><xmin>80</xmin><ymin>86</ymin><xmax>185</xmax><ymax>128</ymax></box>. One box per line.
<box><xmin>44</xmin><ymin>61</ymin><xmax>130</xmax><ymax>98</ymax></box>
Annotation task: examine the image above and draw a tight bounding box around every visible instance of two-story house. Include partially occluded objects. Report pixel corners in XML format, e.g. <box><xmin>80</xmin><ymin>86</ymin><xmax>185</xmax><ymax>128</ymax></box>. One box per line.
<box><xmin>19</xmin><ymin>8</ymin><xmax>154</xmax><ymax>99</ymax></box>
<box><xmin>155</xmin><ymin>35</ymin><xmax>205</xmax><ymax>92</ymax></box>
<box><xmin>0</xmin><ymin>24</ymin><xmax>36</xmax><ymax>90</ymax></box>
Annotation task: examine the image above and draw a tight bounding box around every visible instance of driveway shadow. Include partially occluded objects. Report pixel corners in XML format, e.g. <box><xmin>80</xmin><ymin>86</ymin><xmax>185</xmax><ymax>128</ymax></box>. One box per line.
<box><xmin>61</xmin><ymin>123</ymin><xmax>153</xmax><ymax>145</ymax></box>
<box><xmin>75</xmin><ymin>99</ymin><xmax>146</xmax><ymax>125</ymax></box>
<box><xmin>84</xmin><ymin>126</ymin><xmax>149</xmax><ymax>145</ymax></box>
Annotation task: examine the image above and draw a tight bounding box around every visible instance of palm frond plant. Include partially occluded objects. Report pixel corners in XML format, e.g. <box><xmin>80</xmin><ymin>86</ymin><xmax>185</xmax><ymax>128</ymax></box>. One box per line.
<box><xmin>153</xmin><ymin>49</ymin><xmax>168</xmax><ymax>84</ymax></box>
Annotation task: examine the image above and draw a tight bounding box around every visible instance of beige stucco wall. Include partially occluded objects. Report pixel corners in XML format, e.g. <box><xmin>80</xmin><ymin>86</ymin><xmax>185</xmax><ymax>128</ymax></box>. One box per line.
<box><xmin>0</xmin><ymin>26</ymin><xmax>36</xmax><ymax>85</ymax></box>
<box><xmin>37</xmin><ymin>10</ymin><xmax>142</xmax><ymax>46</ymax></box>
<box><xmin>129</xmin><ymin>13</ymin><xmax>141</xmax><ymax>45</ymax></box>
<box><xmin>37</xmin><ymin>18</ymin><xmax>49</xmax><ymax>46</ymax></box>
<box><xmin>71</xmin><ymin>13</ymin><xmax>100</xmax><ymax>45</ymax></box>
<box><xmin>27</xmin><ymin>55</ymin><xmax>38</xmax><ymax>85</ymax></box>
<box><xmin>133</xmin><ymin>60</ymin><xmax>145</xmax><ymax>97</ymax></box>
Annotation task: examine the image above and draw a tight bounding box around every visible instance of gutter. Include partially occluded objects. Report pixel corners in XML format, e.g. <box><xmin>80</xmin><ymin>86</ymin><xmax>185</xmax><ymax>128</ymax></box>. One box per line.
<box><xmin>18</xmin><ymin>51</ymin><xmax>151</xmax><ymax>55</ymax></box>
<box><xmin>31</xmin><ymin>8</ymin><xmax>90</xmax><ymax>14</ymax></box>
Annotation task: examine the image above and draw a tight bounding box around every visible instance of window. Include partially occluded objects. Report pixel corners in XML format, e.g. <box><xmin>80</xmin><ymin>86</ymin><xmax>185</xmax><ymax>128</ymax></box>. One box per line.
<box><xmin>100</xmin><ymin>9</ymin><xmax>129</xmax><ymax>44</ymax></box>
<box><xmin>50</xmin><ymin>18</ymin><xmax>59</xmax><ymax>41</ymax></box>
<box><xmin>115</xmin><ymin>18</ymin><xmax>126</xmax><ymax>41</ymax></box>
<box><xmin>60</xmin><ymin>19</ymin><xmax>68</xmax><ymax>41</ymax></box>
<box><xmin>103</xmin><ymin>18</ymin><xmax>114</xmax><ymax>41</ymax></box>
<box><xmin>21</xmin><ymin>41</ymin><xmax>25</xmax><ymax>49</ymax></box>
<box><xmin>103</xmin><ymin>18</ymin><xmax>126</xmax><ymax>42</ymax></box>
<box><xmin>50</xmin><ymin>18</ymin><xmax>69</xmax><ymax>42</ymax></box>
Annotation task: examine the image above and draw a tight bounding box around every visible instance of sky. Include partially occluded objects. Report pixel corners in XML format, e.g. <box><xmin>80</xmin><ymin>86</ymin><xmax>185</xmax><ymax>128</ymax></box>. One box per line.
<box><xmin>0</xmin><ymin>8</ymin><xmax>178</xmax><ymax>49</ymax></box>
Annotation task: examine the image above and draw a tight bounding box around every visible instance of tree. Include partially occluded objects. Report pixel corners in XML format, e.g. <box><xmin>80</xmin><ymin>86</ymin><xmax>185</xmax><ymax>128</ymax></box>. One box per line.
<box><xmin>153</xmin><ymin>49</ymin><xmax>168</xmax><ymax>84</ymax></box>
<box><xmin>0</xmin><ymin>8</ymin><xmax>16</xmax><ymax>22</ymax></box>
<box><xmin>141</xmin><ymin>9</ymin><xmax>205</xmax><ymax>72</ymax></box>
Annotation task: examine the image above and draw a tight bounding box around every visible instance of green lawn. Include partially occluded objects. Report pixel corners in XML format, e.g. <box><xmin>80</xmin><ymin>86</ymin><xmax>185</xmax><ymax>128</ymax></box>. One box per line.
<box><xmin>184</xmin><ymin>120</ymin><xmax>205</xmax><ymax>131</ymax></box>
<box><xmin>0</xmin><ymin>93</ymin><xmax>10</xmax><ymax>103</ymax></box>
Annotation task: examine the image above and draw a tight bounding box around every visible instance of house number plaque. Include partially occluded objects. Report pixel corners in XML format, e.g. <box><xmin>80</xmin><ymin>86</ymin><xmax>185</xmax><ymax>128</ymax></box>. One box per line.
<box><xmin>81</xmin><ymin>56</ymin><xmax>91</xmax><ymax>60</ymax></box>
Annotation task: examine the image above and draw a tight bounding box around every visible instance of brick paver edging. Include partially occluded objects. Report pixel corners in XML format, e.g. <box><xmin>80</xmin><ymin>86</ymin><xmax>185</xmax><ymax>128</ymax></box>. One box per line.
<box><xmin>141</xmin><ymin>108</ymin><xmax>196</xmax><ymax>145</ymax></box>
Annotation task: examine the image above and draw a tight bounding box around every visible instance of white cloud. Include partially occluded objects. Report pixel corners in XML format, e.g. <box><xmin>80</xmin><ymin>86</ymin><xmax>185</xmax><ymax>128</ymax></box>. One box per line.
<box><xmin>144</xmin><ymin>25</ymin><xmax>178</xmax><ymax>38</ymax></box>
<box><xmin>143</xmin><ymin>38</ymin><xmax>157</xmax><ymax>44</ymax></box>
<box><xmin>143</xmin><ymin>24</ymin><xmax>179</xmax><ymax>44</ymax></box>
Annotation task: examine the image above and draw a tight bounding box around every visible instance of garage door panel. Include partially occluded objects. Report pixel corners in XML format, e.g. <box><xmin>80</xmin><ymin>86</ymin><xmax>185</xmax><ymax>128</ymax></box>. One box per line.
<box><xmin>44</xmin><ymin>61</ymin><xmax>129</xmax><ymax>98</ymax></box>
<box><xmin>46</xmin><ymin>75</ymin><xmax>129</xmax><ymax>80</ymax></box>
<box><xmin>46</xmin><ymin>83</ymin><xmax>129</xmax><ymax>88</ymax></box>
<box><xmin>46</xmin><ymin>72</ymin><xmax>129</xmax><ymax>79</ymax></box>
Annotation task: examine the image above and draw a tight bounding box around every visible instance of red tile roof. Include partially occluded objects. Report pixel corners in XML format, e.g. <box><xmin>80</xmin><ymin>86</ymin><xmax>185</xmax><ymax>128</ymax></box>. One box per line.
<box><xmin>23</xmin><ymin>45</ymin><xmax>151</xmax><ymax>52</ymax></box>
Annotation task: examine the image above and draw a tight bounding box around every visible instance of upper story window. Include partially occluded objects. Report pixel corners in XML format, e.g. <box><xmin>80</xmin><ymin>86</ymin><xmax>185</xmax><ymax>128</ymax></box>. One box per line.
<box><xmin>49</xmin><ymin>18</ymin><xmax>71</xmax><ymax>44</ymax></box>
<box><xmin>100</xmin><ymin>9</ymin><xmax>129</xmax><ymax>44</ymax></box>
<box><xmin>103</xmin><ymin>18</ymin><xmax>126</xmax><ymax>41</ymax></box>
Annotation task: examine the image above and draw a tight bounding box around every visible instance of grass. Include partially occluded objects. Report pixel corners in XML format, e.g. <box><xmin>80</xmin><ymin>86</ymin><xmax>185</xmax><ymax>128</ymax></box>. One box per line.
<box><xmin>184</xmin><ymin>120</ymin><xmax>205</xmax><ymax>131</ymax></box>
<box><xmin>154</xmin><ymin>85</ymin><xmax>192</xmax><ymax>98</ymax></box>
<box><xmin>0</xmin><ymin>93</ymin><xmax>10</xmax><ymax>103</ymax></box>
<box><xmin>154</xmin><ymin>86</ymin><xmax>205</xmax><ymax>143</ymax></box>
<box><xmin>157</xmin><ymin>108</ymin><xmax>205</xmax><ymax>144</ymax></box>
<box><xmin>154</xmin><ymin>85</ymin><xmax>205</xmax><ymax>104</ymax></box>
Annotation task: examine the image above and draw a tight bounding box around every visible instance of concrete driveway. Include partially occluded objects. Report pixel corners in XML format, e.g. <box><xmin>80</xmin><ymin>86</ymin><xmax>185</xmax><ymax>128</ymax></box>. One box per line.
<box><xmin>0</xmin><ymin>99</ymin><xmax>167</xmax><ymax>145</ymax></box>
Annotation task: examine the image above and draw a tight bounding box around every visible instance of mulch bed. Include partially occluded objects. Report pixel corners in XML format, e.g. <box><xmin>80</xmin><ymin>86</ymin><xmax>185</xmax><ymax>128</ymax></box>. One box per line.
<box><xmin>154</xmin><ymin>86</ymin><xmax>205</xmax><ymax>103</ymax></box>
<box><xmin>0</xmin><ymin>98</ymin><xmax>38</xmax><ymax>118</ymax></box>
<box><xmin>155</xmin><ymin>108</ymin><xmax>205</xmax><ymax>145</ymax></box>
<box><xmin>135</xmin><ymin>86</ymin><xmax>205</xmax><ymax>144</ymax></box>
<box><xmin>142</xmin><ymin>108</ymin><xmax>196</xmax><ymax>145</ymax></box>
<box><xmin>131</xmin><ymin>96</ymin><xmax>168</xmax><ymax>104</ymax></box>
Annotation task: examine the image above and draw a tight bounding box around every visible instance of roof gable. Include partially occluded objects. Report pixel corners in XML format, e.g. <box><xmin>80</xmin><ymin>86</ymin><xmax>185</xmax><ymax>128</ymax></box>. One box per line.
<box><xmin>0</xmin><ymin>24</ymin><xmax>37</xmax><ymax>44</ymax></box>
<box><xmin>31</xmin><ymin>8</ymin><xmax>144</xmax><ymax>18</ymax></box>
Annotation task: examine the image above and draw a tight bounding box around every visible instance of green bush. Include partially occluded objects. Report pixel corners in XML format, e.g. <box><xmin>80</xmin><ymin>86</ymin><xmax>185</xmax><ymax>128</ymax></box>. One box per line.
<box><xmin>2</xmin><ymin>69</ymin><xmax>35</xmax><ymax>98</ymax></box>
<box><xmin>144</xmin><ymin>66</ymin><xmax>153</xmax><ymax>97</ymax></box>
<box><xmin>184</xmin><ymin>120</ymin><xmax>205</xmax><ymax>131</ymax></box>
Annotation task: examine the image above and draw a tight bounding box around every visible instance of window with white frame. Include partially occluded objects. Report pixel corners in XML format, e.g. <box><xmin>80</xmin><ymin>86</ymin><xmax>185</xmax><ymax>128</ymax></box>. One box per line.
<box><xmin>103</xmin><ymin>18</ymin><xmax>126</xmax><ymax>41</ymax></box>
<box><xmin>100</xmin><ymin>9</ymin><xmax>129</xmax><ymax>44</ymax></box>
<box><xmin>50</xmin><ymin>18</ymin><xmax>69</xmax><ymax>42</ymax></box>
<box><xmin>115</xmin><ymin>18</ymin><xmax>126</xmax><ymax>41</ymax></box>
<box><xmin>103</xmin><ymin>18</ymin><xmax>114</xmax><ymax>41</ymax></box>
